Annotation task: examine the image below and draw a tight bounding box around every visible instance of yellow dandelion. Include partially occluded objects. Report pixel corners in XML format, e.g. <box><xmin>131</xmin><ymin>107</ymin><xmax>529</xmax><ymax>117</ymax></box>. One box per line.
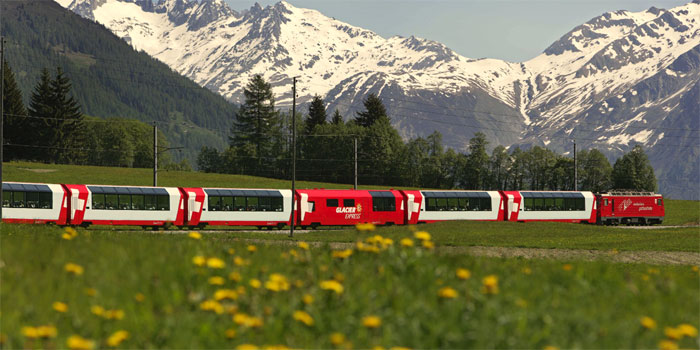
<box><xmin>209</xmin><ymin>276</ymin><xmax>226</xmax><ymax>285</ymax></box>
<box><xmin>298</xmin><ymin>242</ymin><xmax>310</xmax><ymax>250</ymax></box>
<box><xmin>84</xmin><ymin>288</ymin><xmax>97</xmax><ymax>297</ymax></box>
<box><xmin>664</xmin><ymin>327</ymin><xmax>683</xmax><ymax>340</ymax></box>
<box><xmin>330</xmin><ymin>333</ymin><xmax>345</xmax><ymax>346</ymax></box>
<box><xmin>562</xmin><ymin>264</ymin><xmax>573</xmax><ymax>271</ymax></box>
<box><xmin>62</xmin><ymin>232</ymin><xmax>74</xmax><ymax>240</ymax></box>
<box><xmin>438</xmin><ymin>287</ymin><xmax>458</xmax><ymax>299</ymax></box>
<box><xmin>640</xmin><ymin>316</ymin><xmax>657</xmax><ymax>330</ymax></box>
<box><xmin>422</xmin><ymin>240</ymin><xmax>435</xmax><ymax>249</ymax></box>
<box><xmin>641</xmin><ymin>274</ymin><xmax>650</xmax><ymax>281</ymax></box>
<box><xmin>90</xmin><ymin>305</ymin><xmax>104</xmax><ymax>316</ymax></box>
<box><xmin>200</xmin><ymin>299</ymin><xmax>224</xmax><ymax>314</ymax></box>
<box><xmin>332</xmin><ymin>249</ymin><xmax>353</xmax><ymax>259</ymax></box>
<box><xmin>263</xmin><ymin>345</ymin><xmax>289</xmax><ymax>350</ymax></box>
<box><xmin>103</xmin><ymin>309</ymin><xmax>125</xmax><ymax>320</ymax></box>
<box><xmin>456</xmin><ymin>268</ymin><xmax>471</xmax><ymax>280</ymax></box>
<box><xmin>390</xmin><ymin>347</ymin><xmax>412</xmax><ymax>350</ymax></box>
<box><xmin>229</xmin><ymin>271</ymin><xmax>242</xmax><ymax>282</ymax></box>
<box><xmin>522</xmin><ymin>267</ymin><xmax>532</xmax><ymax>275</ymax></box>
<box><xmin>355</xmin><ymin>223</ymin><xmax>376</xmax><ymax>232</ymax></box>
<box><xmin>293</xmin><ymin>310</ymin><xmax>314</xmax><ymax>326</ymax></box>
<box><xmin>64</xmin><ymin>262</ymin><xmax>84</xmax><ymax>275</ymax></box>
<box><xmin>692</xmin><ymin>266</ymin><xmax>699</xmax><ymax>272</ymax></box>
<box><xmin>543</xmin><ymin>346</ymin><xmax>559</xmax><ymax>350</ymax></box>
<box><xmin>400</xmin><ymin>238</ymin><xmax>414</xmax><ymax>247</ymax></box>
<box><xmin>134</xmin><ymin>293</ymin><xmax>145</xmax><ymax>302</ymax></box>
<box><xmin>207</xmin><ymin>257</ymin><xmax>226</xmax><ymax>269</ymax></box>
<box><xmin>236</xmin><ymin>344</ymin><xmax>259</xmax><ymax>350</ymax></box>
<box><xmin>225</xmin><ymin>328</ymin><xmax>236</xmax><ymax>339</ymax></box>
<box><xmin>36</xmin><ymin>325</ymin><xmax>57</xmax><ymax>338</ymax></box>
<box><xmin>373</xmin><ymin>346</ymin><xmax>385</xmax><ymax>350</ymax></box>
<box><xmin>214</xmin><ymin>289</ymin><xmax>239</xmax><ymax>301</ymax></box>
<box><xmin>678</xmin><ymin>323</ymin><xmax>698</xmax><ymax>337</ymax></box>
<box><xmin>52</xmin><ymin>301</ymin><xmax>68</xmax><ymax>313</ymax></box>
<box><xmin>302</xmin><ymin>294</ymin><xmax>313</xmax><ymax>305</ymax></box>
<box><xmin>249</xmin><ymin>279</ymin><xmax>261</xmax><ymax>289</ymax></box>
<box><xmin>67</xmin><ymin>335</ymin><xmax>94</xmax><ymax>350</ymax></box>
<box><xmin>481</xmin><ymin>275</ymin><xmax>499</xmax><ymax>295</ymax></box>
<box><xmin>362</xmin><ymin>315</ymin><xmax>382</xmax><ymax>328</ymax></box>
<box><xmin>21</xmin><ymin>327</ymin><xmax>39</xmax><ymax>339</ymax></box>
<box><xmin>192</xmin><ymin>255</ymin><xmax>206</xmax><ymax>266</ymax></box>
<box><xmin>62</xmin><ymin>227</ymin><xmax>78</xmax><ymax>240</ymax></box>
<box><xmin>106</xmin><ymin>330</ymin><xmax>129</xmax><ymax>347</ymax></box>
<box><xmin>320</xmin><ymin>280</ymin><xmax>344</xmax><ymax>294</ymax></box>
<box><xmin>188</xmin><ymin>231</ymin><xmax>202</xmax><ymax>240</ymax></box>
<box><xmin>228</xmin><ymin>248</ymin><xmax>236</xmax><ymax>255</ymax></box>
<box><xmin>247</xmin><ymin>245</ymin><xmax>257</xmax><ymax>252</ymax></box>
<box><xmin>414</xmin><ymin>231</ymin><xmax>431</xmax><ymax>241</ymax></box>
<box><xmin>658</xmin><ymin>340</ymin><xmax>678</xmax><ymax>350</ymax></box>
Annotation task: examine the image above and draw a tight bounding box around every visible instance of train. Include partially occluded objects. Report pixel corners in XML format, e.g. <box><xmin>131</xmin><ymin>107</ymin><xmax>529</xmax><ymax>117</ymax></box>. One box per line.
<box><xmin>1</xmin><ymin>181</ymin><xmax>665</xmax><ymax>229</ymax></box>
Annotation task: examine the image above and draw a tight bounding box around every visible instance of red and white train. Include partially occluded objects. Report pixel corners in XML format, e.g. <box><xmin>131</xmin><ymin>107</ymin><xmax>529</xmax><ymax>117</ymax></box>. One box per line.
<box><xmin>1</xmin><ymin>182</ymin><xmax>665</xmax><ymax>228</ymax></box>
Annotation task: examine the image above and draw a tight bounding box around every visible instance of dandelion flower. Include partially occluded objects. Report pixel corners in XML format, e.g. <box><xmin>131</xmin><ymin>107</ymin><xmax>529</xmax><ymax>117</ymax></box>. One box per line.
<box><xmin>84</xmin><ymin>288</ymin><xmax>97</xmax><ymax>297</ymax></box>
<box><xmin>64</xmin><ymin>263</ymin><xmax>84</xmax><ymax>275</ymax></box>
<box><xmin>134</xmin><ymin>293</ymin><xmax>145</xmax><ymax>302</ymax></box>
<box><xmin>522</xmin><ymin>267</ymin><xmax>532</xmax><ymax>275</ymax></box>
<box><xmin>562</xmin><ymin>264</ymin><xmax>573</xmax><ymax>271</ymax></box>
<box><xmin>329</xmin><ymin>332</ymin><xmax>345</xmax><ymax>346</ymax></box>
<box><xmin>422</xmin><ymin>240</ymin><xmax>434</xmax><ymax>249</ymax></box>
<box><xmin>456</xmin><ymin>268</ymin><xmax>471</xmax><ymax>280</ymax></box>
<box><xmin>103</xmin><ymin>309</ymin><xmax>125</xmax><ymax>320</ymax></box>
<box><xmin>200</xmin><ymin>299</ymin><xmax>224</xmax><ymax>314</ymax></box>
<box><xmin>390</xmin><ymin>347</ymin><xmax>412</xmax><ymax>350</ymax></box>
<box><xmin>658</xmin><ymin>340</ymin><xmax>678</xmax><ymax>350</ymax></box>
<box><xmin>438</xmin><ymin>287</ymin><xmax>458</xmax><ymax>299</ymax></box>
<box><xmin>236</xmin><ymin>344</ymin><xmax>259</xmax><ymax>350</ymax></box>
<box><xmin>247</xmin><ymin>245</ymin><xmax>257</xmax><ymax>252</ymax></box>
<box><xmin>192</xmin><ymin>256</ymin><xmax>206</xmax><ymax>266</ymax></box>
<box><xmin>320</xmin><ymin>280</ymin><xmax>344</xmax><ymax>294</ymax></box>
<box><xmin>249</xmin><ymin>279</ymin><xmax>261</xmax><ymax>289</ymax></box>
<box><xmin>355</xmin><ymin>223</ymin><xmax>376</xmax><ymax>232</ymax></box>
<box><xmin>481</xmin><ymin>275</ymin><xmax>499</xmax><ymax>295</ymax></box>
<box><xmin>207</xmin><ymin>257</ymin><xmax>226</xmax><ymax>269</ymax></box>
<box><xmin>298</xmin><ymin>242</ymin><xmax>310</xmax><ymax>250</ymax></box>
<box><xmin>414</xmin><ymin>231</ymin><xmax>431</xmax><ymax>241</ymax></box>
<box><xmin>362</xmin><ymin>315</ymin><xmax>382</xmax><ymax>328</ymax></box>
<box><xmin>332</xmin><ymin>249</ymin><xmax>353</xmax><ymax>259</ymax></box>
<box><xmin>302</xmin><ymin>294</ymin><xmax>313</xmax><ymax>305</ymax></box>
<box><xmin>214</xmin><ymin>289</ymin><xmax>239</xmax><ymax>301</ymax></box>
<box><xmin>62</xmin><ymin>227</ymin><xmax>78</xmax><ymax>240</ymax></box>
<box><xmin>225</xmin><ymin>328</ymin><xmax>236</xmax><ymax>339</ymax></box>
<box><xmin>640</xmin><ymin>316</ymin><xmax>657</xmax><ymax>330</ymax></box>
<box><xmin>90</xmin><ymin>305</ymin><xmax>104</xmax><ymax>316</ymax></box>
<box><xmin>265</xmin><ymin>273</ymin><xmax>290</xmax><ymax>292</ymax></box>
<box><xmin>67</xmin><ymin>335</ymin><xmax>94</xmax><ymax>350</ymax></box>
<box><xmin>678</xmin><ymin>323</ymin><xmax>698</xmax><ymax>337</ymax></box>
<box><xmin>106</xmin><ymin>330</ymin><xmax>129</xmax><ymax>347</ymax></box>
<box><xmin>293</xmin><ymin>310</ymin><xmax>314</xmax><ymax>326</ymax></box>
<box><xmin>400</xmin><ymin>238</ymin><xmax>414</xmax><ymax>247</ymax></box>
<box><xmin>188</xmin><ymin>231</ymin><xmax>202</xmax><ymax>240</ymax></box>
<box><xmin>229</xmin><ymin>271</ymin><xmax>242</xmax><ymax>282</ymax></box>
<box><xmin>36</xmin><ymin>325</ymin><xmax>57</xmax><ymax>338</ymax></box>
<box><xmin>21</xmin><ymin>327</ymin><xmax>39</xmax><ymax>339</ymax></box>
<box><xmin>53</xmin><ymin>301</ymin><xmax>68</xmax><ymax>313</ymax></box>
<box><xmin>209</xmin><ymin>276</ymin><xmax>226</xmax><ymax>285</ymax></box>
<box><xmin>543</xmin><ymin>346</ymin><xmax>559</xmax><ymax>350</ymax></box>
<box><xmin>664</xmin><ymin>327</ymin><xmax>683</xmax><ymax>340</ymax></box>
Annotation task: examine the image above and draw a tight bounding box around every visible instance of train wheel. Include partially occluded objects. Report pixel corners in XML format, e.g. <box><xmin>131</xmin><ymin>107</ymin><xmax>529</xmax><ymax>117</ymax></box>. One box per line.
<box><xmin>257</xmin><ymin>226</ymin><xmax>263</xmax><ymax>230</ymax></box>
<box><xmin>277</xmin><ymin>223</ymin><xmax>285</xmax><ymax>230</ymax></box>
<box><xmin>311</xmin><ymin>223</ymin><xmax>320</xmax><ymax>230</ymax></box>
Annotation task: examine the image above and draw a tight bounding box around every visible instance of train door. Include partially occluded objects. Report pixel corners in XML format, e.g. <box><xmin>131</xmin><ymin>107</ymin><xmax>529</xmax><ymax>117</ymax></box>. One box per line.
<box><xmin>66</xmin><ymin>185</ymin><xmax>87</xmax><ymax>225</ymax></box>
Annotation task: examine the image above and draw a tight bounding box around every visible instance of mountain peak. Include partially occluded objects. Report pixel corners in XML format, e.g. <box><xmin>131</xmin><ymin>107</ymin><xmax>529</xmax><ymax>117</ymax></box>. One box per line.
<box><xmin>187</xmin><ymin>0</ymin><xmax>237</xmax><ymax>30</ymax></box>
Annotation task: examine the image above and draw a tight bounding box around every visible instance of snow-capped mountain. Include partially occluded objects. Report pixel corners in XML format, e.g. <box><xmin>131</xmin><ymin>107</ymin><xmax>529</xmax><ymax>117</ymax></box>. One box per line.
<box><xmin>58</xmin><ymin>0</ymin><xmax>700</xmax><ymax>199</ymax></box>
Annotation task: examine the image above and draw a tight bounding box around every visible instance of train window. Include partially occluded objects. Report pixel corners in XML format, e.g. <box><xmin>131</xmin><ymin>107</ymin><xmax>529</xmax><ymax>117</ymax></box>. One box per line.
<box><xmin>246</xmin><ymin>197</ymin><xmax>258</xmax><ymax>211</ymax></box>
<box><xmin>436</xmin><ymin>198</ymin><xmax>447</xmax><ymax>211</ymax></box>
<box><xmin>426</xmin><ymin>198</ymin><xmax>437</xmax><ymax>211</ymax></box>
<box><xmin>604</xmin><ymin>199</ymin><xmax>608</xmax><ymax>206</ymax></box>
<box><xmin>343</xmin><ymin>199</ymin><xmax>355</xmax><ymax>207</ymax></box>
<box><xmin>575</xmin><ymin>198</ymin><xmax>585</xmax><ymax>211</ymax></box>
<box><xmin>209</xmin><ymin>196</ymin><xmax>221</xmax><ymax>211</ymax></box>
<box><xmin>144</xmin><ymin>195</ymin><xmax>157</xmax><ymax>210</ymax></box>
<box><xmin>554</xmin><ymin>198</ymin><xmax>564</xmax><ymax>211</ymax></box>
<box><xmin>132</xmin><ymin>195</ymin><xmax>145</xmax><ymax>210</ymax></box>
<box><xmin>2</xmin><ymin>191</ymin><xmax>9</xmax><ymax>207</ymax></box>
<box><xmin>118</xmin><ymin>194</ymin><xmax>131</xmax><ymax>210</ymax></box>
<box><xmin>259</xmin><ymin>197</ymin><xmax>271</xmax><ymax>211</ymax></box>
<box><xmin>12</xmin><ymin>191</ymin><xmax>25</xmax><ymax>208</ymax></box>
<box><xmin>480</xmin><ymin>198</ymin><xmax>492</xmax><ymax>211</ymax></box>
<box><xmin>657</xmin><ymin>199</ymin><xmax>662</xmax><ymax>206</ymax></box>
<box><xmin>234</xmin><ymin>197</ymin><xmax>246</xmax><ymax>211</ymax></box>
<box><xmin>105</xmin><ymin>194</ymin><xmax>118</xmax><ymax>210</ymax></box>
<box><xmin>272</xmin><ymin>197</ymin><xmax>283</xmax><ymax>211</ymax></box>
<box><xmin>157</xmin><ymin>195</ymin><xmax>169</xmax><ymax>211</ymax></box>
<box><xmin>373</xmin><ymin>197</ymin><xmax>396</xmax><ymax>212</ymax></box>
<box><xmin>221</xmin><ymin>196</ymin><xmax>234</xmax><ymax>211</ymax></box>
<box><xmin>523</xmin><ymin>198</ymin><xmax>533</xmax><ymax>211</ymax></box>
<box><xmin>93</xmin><ymin>193</ymin><xmax>105</xmax><ymax>209</ymax></box>
<box><xmin>459</xmin><ymin>198</ymin><xmax>469</xmax><ymax>210</ymax></box>
<box><xmin>25</xmin><ymin>192</ymin><xmax>39</xmax><ymax>208</ymax></box>
<box><xmin>39</xmin><ymin>192</ymin><xmax>52</xmax><ymax>209</ymax></box>
<box><xmin>447</xmin><ymin>198</ymin><xmax>458</xmax><ymax>211</ymax></box>
<box><xmin>544</xmin><ymin>198</ymin><xmax>554</xmax><ymax>211</ymax></box>
<box><xmin>327</xmin><ymin>199</ymin><xmax>338</xmax><ymax>207</ymax></box>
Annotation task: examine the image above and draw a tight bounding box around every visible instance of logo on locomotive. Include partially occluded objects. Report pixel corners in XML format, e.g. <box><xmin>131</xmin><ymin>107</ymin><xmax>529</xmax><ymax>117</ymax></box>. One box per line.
<box><xmin>335</xmin><ymin>204</ymin><xmax>362</xmax><ymax>219</ymax></box>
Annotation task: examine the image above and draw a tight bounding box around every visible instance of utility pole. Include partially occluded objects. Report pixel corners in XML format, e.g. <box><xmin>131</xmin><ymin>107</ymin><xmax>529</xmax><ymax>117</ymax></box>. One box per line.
<box><xmin>153</xmin><ymin>122</ymin><xmax>157</xmax><ymax>187</ymax></box>
<box><xmin>354</xmin><ymin>137</ymin><xmax>357</xmax><ymax>190</ymax></box>
<box><xmin>289</xmin><ymin>77</ymin><xmax>296</xmax><ymax>237</ymax></box>
<box><xmin>573</xmin><ymin>139</ymin><xmax>577</xmax><ymax>191</ymax></box>
<box><xmin>1</xmin><ymin>38</ymin><xmax>4</xmax><ymax>221</ymax></box>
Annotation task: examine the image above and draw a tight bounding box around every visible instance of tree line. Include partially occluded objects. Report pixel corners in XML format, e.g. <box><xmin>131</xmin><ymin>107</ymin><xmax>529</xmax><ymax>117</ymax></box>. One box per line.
<box><xmin>2</xmin><ymin>60</ymin><xmax>188</xmax><ymax>169</ymax></box>
<box><xmin>198</xmin><ymin>75</ymin><xmax>658</xmax><ymax>192</ymax></box>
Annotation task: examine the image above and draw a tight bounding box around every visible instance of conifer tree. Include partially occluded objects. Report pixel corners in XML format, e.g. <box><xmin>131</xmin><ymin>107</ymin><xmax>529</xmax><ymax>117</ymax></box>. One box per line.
<box><xmin>49</xmin><ymin>67</ymin><xmax>86</xmax><ymax>164</ymax></box>
<box><xmin>354</xmin><ymin>93</ymin><xmax>387</xmax><ymax>127</ymax></box>
<box><xmin>331</xmin><ymin>109</ymin><xmax>343</xmax><ymax>125</ymax></box>
<box><xmin>305</xmin><ymin>95</ymin><xmax>326</xmax><ymax>134</ymax></box>
<box><xmin>2</xmin><ymin>59</ymin><xmax>28</xmax><ymax>161</ymax></box>
<box><xmin>27</xmin><ymin>68</ymin><xmax>54</xmax><ymax>161</ymax></box>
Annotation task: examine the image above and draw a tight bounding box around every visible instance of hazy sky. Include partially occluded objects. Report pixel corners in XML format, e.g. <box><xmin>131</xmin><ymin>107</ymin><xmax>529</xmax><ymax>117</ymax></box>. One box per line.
<box><xmin>223</xmin><ymin>0</ymin><xmax>690</xmax><ymax>62</ymax></box>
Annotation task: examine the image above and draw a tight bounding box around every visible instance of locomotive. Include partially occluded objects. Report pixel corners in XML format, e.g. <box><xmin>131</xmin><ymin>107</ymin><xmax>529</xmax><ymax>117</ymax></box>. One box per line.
<box><xmin>1</xmin><ymin>182</ymin><xmax>665</xmax><ymax>229</ymax></box>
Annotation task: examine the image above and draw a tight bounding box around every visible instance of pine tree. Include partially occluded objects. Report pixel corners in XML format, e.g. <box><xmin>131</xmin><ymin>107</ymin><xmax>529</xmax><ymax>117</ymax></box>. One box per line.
<box><xmin>331</xmin><ymin>109</ymin><xmax>343</xmax><ymax>125</ymax></box>
<box><xmin>463</xmin><ymin>132</ymin><xmax>489</xmax><ymax>189</ymax></box>
<box><xmin>49</xmin><ymin>67</ymin><xmax>86</xmax><ymax>164</ymax></box>
<box><xmin>2</xmin><ymin>59</ymin><xmax>28</xmax><ymax>161</ymax></box>
<box><xmin>354</xmin><ymin>93</ymin><xmax>387</xmax><ymax>127</ymax></box>
<box><xmin>27</xmin><ymin>68</ymin><xmax>54</xmax><ymax>161</ymax></box>
<box><xmin>305</xmin><ymin>95</ymin><xmax>326</xmax><ymax>134</ymax></box>
<box><xmin>229</xmin><ymin>74</ymin><xmax>280</xmax><ymax>173</ymax></box>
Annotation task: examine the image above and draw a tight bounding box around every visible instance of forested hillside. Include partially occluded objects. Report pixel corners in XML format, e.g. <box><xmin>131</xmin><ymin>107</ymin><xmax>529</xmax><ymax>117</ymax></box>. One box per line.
<box><xmin>0</xmin><ymin>0</ymin><xmax>236</xmax><ymax>163</ymax></box>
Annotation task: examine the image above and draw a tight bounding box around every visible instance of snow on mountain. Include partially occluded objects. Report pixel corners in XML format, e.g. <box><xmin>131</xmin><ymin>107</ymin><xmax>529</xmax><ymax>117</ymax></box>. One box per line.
<box><xmin>59</xmin><ymin>0</ymin><xmax>700</xmax><ymax>198</ymax></box>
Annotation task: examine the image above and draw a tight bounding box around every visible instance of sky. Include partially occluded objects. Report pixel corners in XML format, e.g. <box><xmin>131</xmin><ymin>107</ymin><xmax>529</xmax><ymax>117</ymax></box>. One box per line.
<box><xmin>223</xmin><ymin>0</ymin><xmax>690</xmax><ymax>62</ymax></box>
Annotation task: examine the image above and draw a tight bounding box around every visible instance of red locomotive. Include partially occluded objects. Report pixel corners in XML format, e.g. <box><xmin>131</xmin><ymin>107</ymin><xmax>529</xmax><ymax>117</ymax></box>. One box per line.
<box><xmin>1</xmin><ymin>181</ymin><xmax>666</xmax><ymax>228</ymax></box>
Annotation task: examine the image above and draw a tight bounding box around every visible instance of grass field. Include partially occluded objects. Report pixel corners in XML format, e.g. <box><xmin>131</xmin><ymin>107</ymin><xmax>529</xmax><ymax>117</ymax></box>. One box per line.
<box><xmin>2</xmin><ymin>224</ymin><xmax>698</xmax><ymax>349</ymax></box>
